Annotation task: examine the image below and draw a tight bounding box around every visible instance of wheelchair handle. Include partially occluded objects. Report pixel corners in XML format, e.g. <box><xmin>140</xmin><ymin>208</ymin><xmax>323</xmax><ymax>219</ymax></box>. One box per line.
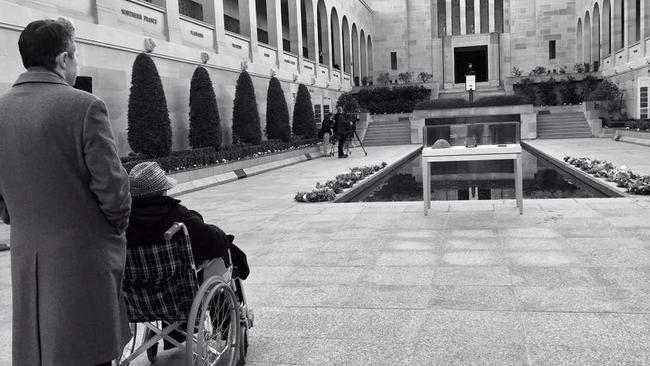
<box><xmin>164</xmin><ymin>222</ymin><xmax>189</xmax><ymax>241</ymax></box>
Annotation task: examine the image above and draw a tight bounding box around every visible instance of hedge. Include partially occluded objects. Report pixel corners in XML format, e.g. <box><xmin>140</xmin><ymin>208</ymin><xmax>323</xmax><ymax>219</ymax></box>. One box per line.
<box><xmin>189</xmin><ymin>66</ymin><xmax>222</xmax><ymax>150</ymax></box>
<box><xmin>355</xmin><ymin>86</ymin><xmax>431</xmax><ymax>114</ymax></box>
<box><xmin>127</xmin><ymin>53</ymin><xmax>172</xmax><ymax>157</ymax></box>
<box><xmin>292</xmin><ymin>84</ymin><xmax>316</xmax><ymax>138</ymax></box>
<box><xmin>265</xmin><ymin>77</ymin><xmax>291</xmax><ymax>142</ymax></box>
<box><xmin>624</xmin><ymin>119</ymin><xmax>650</xmax><ymax>130</ymax></box>
<box><xmin>413</xmin><ymin>95</ymin><xmax>527</xmax><ymax>110</ymax></box>
<box><xmin>122</xmin><ymin>138</ymin><xmax>321</xmax><ymax>173</ymax></box>
<box><xmin>232</xmin><ymin>70</ymin><xmax>262</xmax><ymax>144</ymax></box>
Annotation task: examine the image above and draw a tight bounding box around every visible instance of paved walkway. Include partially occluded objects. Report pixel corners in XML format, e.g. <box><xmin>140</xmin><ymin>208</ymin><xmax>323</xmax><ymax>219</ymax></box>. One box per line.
<box><xmin>526</xmin><ymin>138</ymin><xmax>650</xmax><ymax>176</ymax></box>
<box><xmin>1</xmin><ymin>139</ymin><xmax>650</xmax><ymax>365</ymax></box>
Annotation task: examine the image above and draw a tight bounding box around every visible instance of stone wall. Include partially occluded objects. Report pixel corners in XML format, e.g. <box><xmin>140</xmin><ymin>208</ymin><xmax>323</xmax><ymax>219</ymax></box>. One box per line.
<box><xmin>0</xmin><ymin>0</ymin><xmax>369</xmax><ymax>156</ymax></box>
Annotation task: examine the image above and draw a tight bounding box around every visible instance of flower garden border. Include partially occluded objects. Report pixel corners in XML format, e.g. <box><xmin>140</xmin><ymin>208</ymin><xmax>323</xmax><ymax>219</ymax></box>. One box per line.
<box><xmin>334</xmin><ymin>146</ymin><xmax>423</xmax><ymax>202</ymax></box>
<box><xmin>521</xmin><ymin>142</ymin><xmax>626</xmax><ymax>198</ymax></box>
<box><xmin>168</xmin><ymin>144</ymin><xmax>323</xmax><ymax>196</ymax></box>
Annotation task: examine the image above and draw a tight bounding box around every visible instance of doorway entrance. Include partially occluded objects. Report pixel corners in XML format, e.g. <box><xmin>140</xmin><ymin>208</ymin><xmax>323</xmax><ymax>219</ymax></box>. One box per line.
<box><xmin>454</xmin><ymin>46</ymin><xmax>488</xmax><ymax>84</ymax></box>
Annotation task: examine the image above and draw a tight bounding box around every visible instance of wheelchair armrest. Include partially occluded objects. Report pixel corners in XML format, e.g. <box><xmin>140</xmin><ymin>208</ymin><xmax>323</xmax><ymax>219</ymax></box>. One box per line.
<box><xmin>164</xmin><ymin>222</ymin><xmax>188</xmax><ymax>242</ymax></box>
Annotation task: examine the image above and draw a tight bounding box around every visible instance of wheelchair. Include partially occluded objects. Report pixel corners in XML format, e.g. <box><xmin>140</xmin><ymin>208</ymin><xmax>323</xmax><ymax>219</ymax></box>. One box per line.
<box><xmin>114</xmin><ymin>222</ymin><xmax>254</xmax><ymax>366</ymax></box>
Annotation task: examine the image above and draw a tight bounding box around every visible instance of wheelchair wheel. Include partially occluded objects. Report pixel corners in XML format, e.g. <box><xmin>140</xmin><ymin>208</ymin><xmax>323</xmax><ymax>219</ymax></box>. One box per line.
<box><xmin>238</xmin><ymin>325</ymin><xmax>248</xmax><ymax>365</ymax></box>
<box><xmin>113</xmin><ymin>323</ymin><xmax>137</xmax><ymax>366</ymax></box>
<box><xmin>186</xmin><ymin>277</ymin><xmax>240</xmax><ymax>366</ymax></box>
<box><xmin>144</xmin><ymin>326</ymin><xmax>159</xmax><ymax>362</ymax></box>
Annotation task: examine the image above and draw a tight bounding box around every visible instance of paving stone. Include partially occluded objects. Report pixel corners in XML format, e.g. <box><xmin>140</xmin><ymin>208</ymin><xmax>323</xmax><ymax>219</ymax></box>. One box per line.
<box><xmin>441</xmin><ymin>251</ymin><xmax>503</xmax><ymax>266</ymax></box>
<box><xmin>361</xmin><ymin>266</ymin><xmax>436</xmax><ymax>286</ymax></box>
<box><xmin>505</xmin><ymin>251</ymin><xmax>576</xmax><ymax>266</ymax></box>
<box><xmin>527</xmin><ymin>344</ymin><xmax>650</xmax><ymax>366</ymax></box>
<box><xmin>564</xmin><ymin>236</ymin><xmax>649</xmax><ymax>250</ymax></box>
<box><xmin>509</xmin><ymin>266</ymin><xmax>599</xmax><ymax>288</ymax></box>
<box><xmin>411</xmin><ymin>342</ymin><xmax>528</xmax><ymax>366</ymax></box>
<box><xmin>445</xmin><ymin>228</ymin><xmax>499</xmax><ymax>239</ymax></box>
<box><xmin>253</xmin><ymin>307</ymin><xmax>423</xmax><ymax>342</ymax></box>
<box><xmin>376</xmin><ymin>251</ymin><xmax>438</xmax><ymax>266</ymax></box>
<box><xmin>604</xmin><ymin>287</ymin><xmax>650</xmax><ymax>312</ymax></box>
<box><xmin>433</xmin><ymin>266</ymin><xmax>512</xmax><ymax>286</ymax></box>
<box><xmin>514</xmin><ymin>286</ymin><xmax>616</xmax><ymax>312</ymax></box>
<box><xmin>589</xmin><ymin>267</ymin><xmax>650</xmax><ymax>289</ymax></box>
<box><xmin>428</xmin><ymin>286</ymin><xmax>519</xmax><ymax>311</ymax></box>
<box><xmin>305</xmin><ymin>339</ymin><xmax>416</xmax><ymax>366</ymax></box>
<box><xmin>417</xmin><ymin>310</ymin><xmax>526</xmax><ymax>346</ymax></box>
<box><xmin>386</xmin><ymin>239</ymin><xmax>439</xmax><ymax>251</ymax></box>
<box><xmin>443</xmin><ymin>237</ymin><xmax>500</xmax><ymax>251</ymax></box>
<box><xmin>502</xmin><ymin>238</ymin><xmax>566</xmax><ymax>251</ymax></box>
<box><xmin>522</xmin><ymin>312</ymin><xmax>632</xmax><ymax>348</ymax></box>
<box><xmin>573</xmin><ymin>249</ymin><xmax>650</xmax><ymax>267</ymax></box>
<box><xmin>501</xmin><ymin>228</ymin><xmax>563</xmax><ymax>238</ymax></box>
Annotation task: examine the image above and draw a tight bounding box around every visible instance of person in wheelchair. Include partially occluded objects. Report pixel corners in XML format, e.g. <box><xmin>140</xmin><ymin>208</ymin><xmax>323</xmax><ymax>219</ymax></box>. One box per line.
<box><xmin>126</xmin><ymin>161</ymin><xmax>241</xmax><ymax>279</ymax></box>
<box><xmin>126</xmin><ymin>161</ymin><xmax>248</xmax><ymax>349</ymax></box>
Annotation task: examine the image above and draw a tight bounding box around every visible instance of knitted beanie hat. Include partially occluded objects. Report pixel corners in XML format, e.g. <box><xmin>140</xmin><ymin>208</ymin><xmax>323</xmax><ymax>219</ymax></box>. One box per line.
<box><xmin>129</xmin><ymin>161</ymin><xmax>177</xmax><ymax>197</ymax></box>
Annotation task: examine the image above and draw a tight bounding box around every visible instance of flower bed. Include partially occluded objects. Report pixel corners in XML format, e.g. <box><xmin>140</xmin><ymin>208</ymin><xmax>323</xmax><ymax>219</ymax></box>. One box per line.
<box><xmin>563</xmin><ymin>156</ymin><xmax>650</xmax><ymax>195</ymax></box>
<box><xmin>122</xmin><ymin>138</ymin><xmax>320</xmax><ymax>173</ymax></box>
<box><xmin>295</xmin><ymin>162</ymin><xmax>388</xmax><ymax>202</ymax></box>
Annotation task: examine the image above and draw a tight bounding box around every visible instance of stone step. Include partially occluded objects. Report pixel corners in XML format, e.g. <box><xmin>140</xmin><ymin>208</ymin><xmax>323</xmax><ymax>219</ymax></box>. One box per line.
<box><xmin>538</xmin><ymin>134</ymin><xmax>592</xmax><ymax>139</ymax></box>
<box><xmin>538</xmin><ymin>124</ymin><xmax>591</xmax><ymax>129</ymax></box>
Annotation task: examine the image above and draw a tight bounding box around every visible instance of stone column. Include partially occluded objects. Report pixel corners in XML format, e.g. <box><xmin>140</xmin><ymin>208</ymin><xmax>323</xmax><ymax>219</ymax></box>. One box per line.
<box><xmin>288</xmin><ymin>0</ymin><xmax>303</xmax><ymax>70</ymax></box>
<box><xmin>446</xmin><ymin>0</ymin><xmax>452</xmax><ymax>36</ymax></box>
<box><xmin>239</xmin><ymin>0</ymin><xmax>259</xmax><ymax>62</ymax></box>
<box><xmin>474</xmin><ymin>0</ymin><xmax>481</xmax><ymax>34</ymax></box>
<box><xmin>488</xmin><ymin>32</ymin><xmax>500</xmax><ymax>86</ymax></box>
<box><xmin>325</xmin><ymin>7</ymin><xmax>333</xmax><ymax>78</ymax></box>
<box><xmin>311</xmin><ymin>5</ymin><xmax>320</xmax><ymax>78</ymax></box>
<box><xmin>622</xmin><ymin>0</ymin><xmax>629</xmax><ymax>64</ymax></box>
<box><xmin>639</xmin><ymin>0</ymin><xmax>646</xmax><ymax>58</ymax></box>
<box><xmin>164</xmin><ymin>0</ymin><xmax>182</xmax><ymax>43</ymax></box>
<box><xmin>267</xmin><ymin>0</ymin><xmax>283</xmax><ymax>68</ymax></box>
<box><xmin>488</xmin><ymin>0</ymin><xmax>495</xmax><ymax>33</ymax></box>
<box><xmin>211</xmin><ymin>0</ymin><xmax>226</xmax><ymax>53</ymax></box>
<box><xmin>94</xmin><ymin>0</ymin><xmax>118</xmax><ymax>26</ymax></box>
<box><xmin>460</xmin><ymin>0</ymin><xmax>466</xmax><ymax>35</ymax></box>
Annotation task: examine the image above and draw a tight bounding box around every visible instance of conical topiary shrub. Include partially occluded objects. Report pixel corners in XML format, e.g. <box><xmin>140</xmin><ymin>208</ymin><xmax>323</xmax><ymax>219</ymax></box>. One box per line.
<box><xmin>265</xmin><ymin>77</ymin><xmax>291</xmax><ymax>142</ymax></box>
<box><xmin>189</xmin><ymin>66</ymin><xmax>222</xmax><ymax>150</ymax></box>
<box><xmin>292</xmin><ymin>84</ymin><xmax>316</xmax><ymax>138</ymax></box>
<box><xmin>232</xmin><ymin>70</ymin><xmax>261</xmax><ymax>145</ymax></box>
<box><xmin>127</xmin><ymin>52</ymin><xmax>172</xmax><ymax>157</ymax></box>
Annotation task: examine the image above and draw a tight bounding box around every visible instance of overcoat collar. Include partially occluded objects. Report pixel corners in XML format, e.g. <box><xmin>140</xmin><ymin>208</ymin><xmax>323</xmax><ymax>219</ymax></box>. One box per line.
<box><xmin>13</xmin><ymin>67</ymin><xmax>70</xmax><ymax>87</ymax></box>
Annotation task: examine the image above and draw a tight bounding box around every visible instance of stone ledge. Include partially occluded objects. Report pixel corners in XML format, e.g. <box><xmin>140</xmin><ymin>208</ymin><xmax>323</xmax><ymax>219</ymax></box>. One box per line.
<box><xmin>613</xmin><ymin>129</ymin><xmax>650</xmax><ymax>147</ymax></box>
<box><xmin>168</xmin><ymin>146</ymin><xmax>324</xmax><ymax>196</ymax></box>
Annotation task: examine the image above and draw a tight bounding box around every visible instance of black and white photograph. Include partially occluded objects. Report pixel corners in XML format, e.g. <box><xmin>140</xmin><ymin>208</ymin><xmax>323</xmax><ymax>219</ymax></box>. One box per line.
<box><xmin>1</xmin><ymin>0</ymin><xmax>650</xmax><ymax>365</ymax></box>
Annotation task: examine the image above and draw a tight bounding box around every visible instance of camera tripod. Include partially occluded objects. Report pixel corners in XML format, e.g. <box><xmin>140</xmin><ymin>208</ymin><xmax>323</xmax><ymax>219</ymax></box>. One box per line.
<box><xmin>344</xmin><ymin>130</ymin><xmax>367</xmax><ymax>156</ymax></box>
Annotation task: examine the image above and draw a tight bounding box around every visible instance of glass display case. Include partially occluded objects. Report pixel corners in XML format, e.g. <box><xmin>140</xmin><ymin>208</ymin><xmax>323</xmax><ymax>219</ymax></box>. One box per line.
<box><xmin>423</xmin><ymin>121</ymin><xmax>520</xmax><ymax>148</ymax></box>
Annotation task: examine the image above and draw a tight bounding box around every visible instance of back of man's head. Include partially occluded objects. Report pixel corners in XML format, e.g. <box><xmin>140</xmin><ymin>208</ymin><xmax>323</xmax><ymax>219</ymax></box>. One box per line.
<box><xmin>18</xmin><ymin>18</ymin><xmax>75</xmax><ymax>71</ymax></box>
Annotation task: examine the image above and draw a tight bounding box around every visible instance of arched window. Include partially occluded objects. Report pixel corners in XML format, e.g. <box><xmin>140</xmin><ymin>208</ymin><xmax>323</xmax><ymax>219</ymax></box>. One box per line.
<box><xmin>592</xmin><ymin>4</ymin><xmax>600</xmax><ymax>67</ymax></box>
<box><xmin>342</xmin><ymin>16</ymin><xmax>351</xmax><ymax>73</ymax></box>
<box><xmin>577</xmin><ymin>18</ymin><xmax>583</xmax><ymax>63</ymax></box>
<box><xmin>330</xmin><ymin>7</ymin><xmax>341</xmax><ymax>70</ymax></box>
<box><xmin>316</xmin><ymin>0</ymin><xmax>329</xmax><ymax>65</ymax></box>
<box><xmin>603</xmin><ymin>0</ymin><xmax>611</xmax><ymax>56</ymax></box>
<box><xmin>300</xmin><ymin>0</ymin><xmax>315</xmax><ymax>60</ymax></box>
<box><xmin>351</xmin><ymin>24</ymin><xmax>359</xmax><ymax>84</ymax></box>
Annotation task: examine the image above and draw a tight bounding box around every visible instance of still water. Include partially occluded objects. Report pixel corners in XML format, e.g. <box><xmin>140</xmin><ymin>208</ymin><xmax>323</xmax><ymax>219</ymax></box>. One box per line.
<box><xmin>353</xmin><ymin>146</ymin><xmax>609</xmax><ymax>202</ymax></box>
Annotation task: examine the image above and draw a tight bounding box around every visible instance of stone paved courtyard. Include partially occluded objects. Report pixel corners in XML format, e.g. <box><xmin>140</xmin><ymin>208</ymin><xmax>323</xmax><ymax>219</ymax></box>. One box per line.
<box><xmin>1</xmin><ymin>140</ymin><xmax>650</xmax><ymax>365</ymax></box>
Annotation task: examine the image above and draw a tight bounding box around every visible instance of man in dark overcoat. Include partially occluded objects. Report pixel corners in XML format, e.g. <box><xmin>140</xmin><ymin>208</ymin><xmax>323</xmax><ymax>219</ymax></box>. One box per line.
<box><xmin>333</xmin><ymin>106</ymin><xmax>349</xmax><ymax>158</ymax></box>
<box><xmin>0</xmin><ymin>18</ymin><xmax>132</xmax><ymax>366</ymax></box>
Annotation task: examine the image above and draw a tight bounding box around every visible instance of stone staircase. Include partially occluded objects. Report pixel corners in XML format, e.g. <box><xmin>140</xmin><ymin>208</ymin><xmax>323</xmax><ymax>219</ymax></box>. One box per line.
<box><xmin>537</xmin><ymin>110</ymin><xmax>592</xmax><ymax>139</ymax></box>
<box><xmin>362</xmin><ymin>117</ymin><xmax>411</xmax><ymax>146</ymax></box>
<box><xmin>437</xmin><ymin>86</ymin><xmax>506</xmax><ymax>100</ymax></box>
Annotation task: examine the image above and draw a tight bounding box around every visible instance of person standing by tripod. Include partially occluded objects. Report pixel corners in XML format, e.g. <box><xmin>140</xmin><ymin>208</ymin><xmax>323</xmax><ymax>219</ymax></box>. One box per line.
<box><xmin>334</xmin><ymin>106</ymin><xmax>349</xmax><ymax>158</ymax></box>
